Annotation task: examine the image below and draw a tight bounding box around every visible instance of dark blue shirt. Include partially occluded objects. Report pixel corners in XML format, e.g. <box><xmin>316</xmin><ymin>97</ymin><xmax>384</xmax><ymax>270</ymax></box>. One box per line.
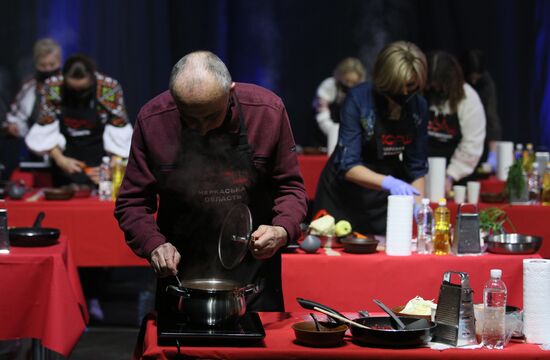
<box><xmin>333</xmin><ymin>82</ymin><xmax>429</xmax><ymax>181</ymax></box>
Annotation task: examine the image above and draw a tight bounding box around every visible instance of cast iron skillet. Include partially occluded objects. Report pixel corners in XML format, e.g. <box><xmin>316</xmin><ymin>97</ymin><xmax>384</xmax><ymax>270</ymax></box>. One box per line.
<box><xmin>297</xmin><ymin>298</ymin><xmax>436</xmax><ymax>348</ymax></box>
<box><xmin>9</xmin><ymin>212</ymin><xmax>60</xmax><ymax>247</ymax></box>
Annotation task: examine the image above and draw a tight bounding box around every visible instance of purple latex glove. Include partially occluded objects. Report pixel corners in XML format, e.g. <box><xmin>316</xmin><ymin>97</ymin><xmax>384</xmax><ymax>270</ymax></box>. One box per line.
<box><xmin>487</xmin><ymin>151</ymin><xmax>497</xmax><ymax>172</ymax></box>
<box><xmin>381</xmin><ymin>175</ymin><xmax>420</xmax><ymax>196</ymax></box>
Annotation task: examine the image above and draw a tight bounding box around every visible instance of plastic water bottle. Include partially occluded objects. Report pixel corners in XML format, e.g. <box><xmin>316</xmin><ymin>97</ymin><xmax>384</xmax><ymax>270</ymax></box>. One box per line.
<box><xmin>528</xmin><ymin>162</ymin><xmax>540</xmax><ymax>204</ymax></box>
<box><xmin>482</xmin><ymin>269</ymin><xmax>507</xmax><ymax>349</ymax></box>
<box><xmin>98</xmin><ymin>156</ymin><xmax>112</xmax><ymax>201</ymax></box>
<box><xmin>433</xmin><ymin>198</ymin><xmax>450</xmax><ymax>255</ymax></box>
<box><xmin>416</xmin><ymin>198</ymin><xmax>433</xmax><ymax>254</ymax></box>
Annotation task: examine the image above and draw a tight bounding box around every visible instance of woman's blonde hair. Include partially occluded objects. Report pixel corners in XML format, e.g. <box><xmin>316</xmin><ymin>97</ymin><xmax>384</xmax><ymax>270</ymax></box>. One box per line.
<box><xmin>333</xmin><ymin>57</ymin><xmax>366</xmax><ymax>82</ymax></box>
<box><xmin>373</xmin><ymin>41</ymin><xmax>427</xmax><ymax>94</ymax></box>
<box><xmin>33</xmin><ymin>38</ymin><xmax>61</xmax><ymax>64</ymax></box>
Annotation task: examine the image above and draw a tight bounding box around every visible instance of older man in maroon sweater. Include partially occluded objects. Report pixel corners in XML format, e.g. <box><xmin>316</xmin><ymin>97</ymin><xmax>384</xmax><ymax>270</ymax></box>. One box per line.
<box><xmin>115</xmin><ymin>51</ymin><xmax>307</xmax><ymax>311</ymax></box>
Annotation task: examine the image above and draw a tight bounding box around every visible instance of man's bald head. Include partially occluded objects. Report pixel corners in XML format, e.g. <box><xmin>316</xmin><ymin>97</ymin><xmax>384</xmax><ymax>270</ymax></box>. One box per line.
<box><xmin>169</xmin><ymin>51</ymin><xmax>232</xmax><ymax>105</ymax></box>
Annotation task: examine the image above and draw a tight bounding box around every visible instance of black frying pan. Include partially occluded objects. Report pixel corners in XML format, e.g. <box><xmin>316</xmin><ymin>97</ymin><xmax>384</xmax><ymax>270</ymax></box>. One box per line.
<box><xmin>297</xmin><ymin>298</ymin><xmax>436</xmax><ymax>348</ymax></box>
<box><xmin>9</xmin><ymin>212</ymin><xmax>60</xmax><ymax>247</ymax></box>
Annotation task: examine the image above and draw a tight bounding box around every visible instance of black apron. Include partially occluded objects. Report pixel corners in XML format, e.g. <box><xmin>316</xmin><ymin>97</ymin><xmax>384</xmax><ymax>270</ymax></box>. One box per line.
<box><xmin>314</xmin><ymin>100</ymin><xmax>415</xmax><ymax>235</ymax></box>
<box><xmin>155</xmin><ymin>95</ymin><xmax>284</xmax><ymax>312</ymax></box>
<box><xmin>427</xmin><ymin>110</ymin><xmax>462</xmax><ymax>164</ymax></box>
<box><xmin>53</xmin><ymin>101</ymin><xmax>105</xmax><ymax>186</ymax></box>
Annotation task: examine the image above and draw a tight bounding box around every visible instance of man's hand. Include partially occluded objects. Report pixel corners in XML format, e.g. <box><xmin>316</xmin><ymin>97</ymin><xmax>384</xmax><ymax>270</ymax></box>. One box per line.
<box><xmin>149</xmin><ymin>243</ymin><xmax>181</xmax><ymax>277</ymax></box>
<box><xmin>250</xmin><ymin>225</ymin><xmax>288</xmax><ymax>259</ymax></box>
<box><xmin>55</xmin><ymin>154</ymin><xmax>86</xmax><ymax>174</ymax></box>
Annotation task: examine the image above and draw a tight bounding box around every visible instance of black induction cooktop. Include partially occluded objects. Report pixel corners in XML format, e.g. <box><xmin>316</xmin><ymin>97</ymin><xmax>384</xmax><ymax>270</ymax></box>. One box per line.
<box><xmin>157</xmin><ymin>311</ymin><xmax>265</xmax><ymax>346</ymax></box>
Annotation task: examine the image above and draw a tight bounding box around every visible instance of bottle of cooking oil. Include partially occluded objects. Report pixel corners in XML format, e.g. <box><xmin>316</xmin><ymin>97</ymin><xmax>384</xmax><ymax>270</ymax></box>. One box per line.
<box><xmin>523</xmin><ymin>143</ymin><xmax>535</xmax><ymax>173</ymax></box>
<box><xmin>111</xmin><ymin>156</ymin><xmax>125</xmax><ymax>201</ymax></box>
<box><xmin>433</xmin><ymin>198</ymin><xmax>451</xmax><ymax>255</ymax></box>
<box><xmin>542</xmin><ymin>162</ymin><xmax>550</xmax><ymax>206</ymax></box>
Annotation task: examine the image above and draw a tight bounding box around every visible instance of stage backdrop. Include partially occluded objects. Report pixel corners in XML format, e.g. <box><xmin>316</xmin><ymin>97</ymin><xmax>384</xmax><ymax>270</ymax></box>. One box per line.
<box><xmin>0</xmin><ymin>0</ymin><xmax>549</xmax><ymax>149</ymax></box>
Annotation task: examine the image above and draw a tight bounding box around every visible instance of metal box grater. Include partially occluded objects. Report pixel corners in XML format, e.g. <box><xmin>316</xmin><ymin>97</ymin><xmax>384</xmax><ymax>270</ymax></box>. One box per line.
<box><xmin>452</xmin><ymin>204</ymin><xmax>482</xmax><ymax>255</ymax></box>
<box><xmin>433</xmin><ymin>271</ymin><xmax>477</xmax><ymax>347</ymax></box>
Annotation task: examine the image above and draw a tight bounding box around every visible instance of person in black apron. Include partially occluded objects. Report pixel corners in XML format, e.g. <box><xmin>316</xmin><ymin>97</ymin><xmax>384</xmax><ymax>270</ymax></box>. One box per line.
<box><xmin>314</xmin><ymin>58</ymin><xmax>366</xmax><ymax>155</ymax></box>
<box><xmin>313</xmin><ymin>42</ymin><xmax>429</xmax><ymax>235</ymax></box>
<box><xmin>425</xmin><ymin>51</ymin><xmax>486</xmax><ymax>191</ymax></box>
<box><xmin>25</xmin><ymin>54</ymin><xmax>133</xmax><ymax>322</ymax></box>
<box><xmin>132</xmin><ymin>51</ymin><xmax>305</xmax><ymax>313</ymax></box>
<box><xmin>3</xmin><ymin>38</ymin><xmax>62</xmax><ymax>177</ymax></box>
<box><xmin>154</xmin><ymin>95</ymin><xmax>284</xmax><ymax>311</ymax></box>
<box><xmin>25</xmin><ymin>54</ymin><xmax>132</xmax><ymax>188</ymax></box>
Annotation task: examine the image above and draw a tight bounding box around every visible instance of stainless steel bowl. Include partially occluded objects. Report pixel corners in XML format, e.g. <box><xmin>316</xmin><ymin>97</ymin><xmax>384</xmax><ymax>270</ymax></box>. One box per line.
<box><xmin>486</xmin><ymin>234</ymin><xmax>543</xmax><ymax>254</ymax></box>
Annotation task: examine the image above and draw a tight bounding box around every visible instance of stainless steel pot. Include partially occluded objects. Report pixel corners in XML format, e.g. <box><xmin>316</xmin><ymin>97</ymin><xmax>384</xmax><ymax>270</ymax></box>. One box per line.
<box><xmin>166</xmin><ymin>278</ymin><xmax>259</xmax><ymax>326</ymax></box>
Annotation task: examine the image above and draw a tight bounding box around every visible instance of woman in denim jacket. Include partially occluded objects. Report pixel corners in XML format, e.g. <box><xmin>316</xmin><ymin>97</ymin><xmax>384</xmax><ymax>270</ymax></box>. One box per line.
<box><xmin>314</xmin><ymin>41</ymin><xmax>429</xmax><ymax>235</ymax></box>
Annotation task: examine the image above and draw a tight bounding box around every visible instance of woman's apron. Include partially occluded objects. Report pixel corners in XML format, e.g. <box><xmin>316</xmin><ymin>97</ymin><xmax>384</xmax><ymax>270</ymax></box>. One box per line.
<box><xmin>54</xmin><ymin>100</ymin><xmax>105</xmax><ymax>185</ymax></box>
<box><xmin>314</xmin><ymin>107</ymin><xmax>416</xmax><ymax>235</ymax></box>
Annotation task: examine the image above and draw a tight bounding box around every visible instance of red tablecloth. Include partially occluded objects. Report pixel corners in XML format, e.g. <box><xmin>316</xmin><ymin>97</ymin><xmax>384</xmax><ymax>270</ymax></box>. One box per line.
<box><xmin>0</xmin><ymin>236</ymin><xmax>88</xmax><ymax>357</ymax></box>
<box><xmin>6</xmin><ymin>192</ymin><xmax>549</xmax><ymax>267</ymax></box>
<box><xmin>445</xmin><ymin>202</ymin><xmax>550</xmax><ymax>259</ymax></box>
<box><xmin>6</xmin><ymin>197</ymin><xmax>147</xmax><ymax>267</ymax></box>
<box><xmin>134</xmin><ymin>312</ymin><xmax>547</xmax><ymax>360</ymax></box>
<box><xmin>282</xmin><ymin>250</ymin><xmax>539</xmax><ymax>312</ymax></box>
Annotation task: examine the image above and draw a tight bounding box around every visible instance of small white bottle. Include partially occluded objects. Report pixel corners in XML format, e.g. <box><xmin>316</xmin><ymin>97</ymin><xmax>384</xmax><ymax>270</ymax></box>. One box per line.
<box><xmin>416</xmin><ymin>198</ymin><xmax>433</xmax><ymax>254</ymax></box>
<box><xmin>98</xmin><ymin>156</ymin><xmax>112</xmax><ymax>201</ymax></box>
<box><xmin>482</xmin><ymin>269</ymin><xmax>507</xmax><ymax>349</ymax></box>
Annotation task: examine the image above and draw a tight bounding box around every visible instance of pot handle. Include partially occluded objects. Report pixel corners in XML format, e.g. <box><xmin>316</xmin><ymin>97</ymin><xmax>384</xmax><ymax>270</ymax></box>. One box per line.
<box><xmin>166</xmin><ymin>285</ymin><xmax>190</xmax><ymax>297</ymax></box>
<box><xmin>243</xmin><ymin>283</ymin><xmax>260</xmax><ymax>296</ymax></box>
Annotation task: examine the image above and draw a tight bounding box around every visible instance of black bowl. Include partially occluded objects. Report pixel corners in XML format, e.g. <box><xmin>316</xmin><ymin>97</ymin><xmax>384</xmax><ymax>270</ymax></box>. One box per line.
<box><xmin>340</xmin><ymin>236</ymin><xmax>379</xmax><ymax>254</ymax></box>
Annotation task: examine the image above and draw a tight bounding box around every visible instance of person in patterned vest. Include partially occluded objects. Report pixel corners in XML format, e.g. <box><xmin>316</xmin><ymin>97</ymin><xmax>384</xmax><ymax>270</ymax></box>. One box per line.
<box><xmin>25</xmin><ymin>54</ymin><xmax>132</xmax><ymax>186</ymax></box>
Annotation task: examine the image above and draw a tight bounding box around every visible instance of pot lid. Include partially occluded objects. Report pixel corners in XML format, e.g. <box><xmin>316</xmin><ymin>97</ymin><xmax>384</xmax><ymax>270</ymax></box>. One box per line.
<box><xmin>218</xmin><ymin>203</ymin><xmax>253</xmax><ymax>270</ymax></box>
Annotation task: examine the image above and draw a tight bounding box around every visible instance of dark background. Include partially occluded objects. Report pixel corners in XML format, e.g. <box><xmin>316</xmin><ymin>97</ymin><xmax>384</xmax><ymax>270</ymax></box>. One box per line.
<box><xmin>1</xmin><ymin>0</ymin><xmax>549</xmax><ymax>149</ymax></box>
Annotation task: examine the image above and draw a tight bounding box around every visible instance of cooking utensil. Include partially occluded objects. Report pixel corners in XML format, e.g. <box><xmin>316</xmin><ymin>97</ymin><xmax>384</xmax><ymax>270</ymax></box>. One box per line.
<box><xmin>373</xmin><ymin>299</ymin><xmax>430</xmax><ymax>330</ymax></box>
<box><xmin>43</xmin><ymin>187</ymin><xmax>74</xmax><ymax>200</ymax></box>
<box><xmin>9</xmin><ymin>211</ymin><xmax>60</xmax><ymax>247</ymax></box>
<box><xmin>433</xmin><ymin>271</ymin><xmax>477</xmax><ymax>347</ymax></box>
<box><xmin>373</xmin><ymin>299</ymin><xmax>407</xmax><ymax>329</ymax></box>
<box><xmin>486</xmin><ymin>233</ymin><xmax>542</xmax><ymax>254</ymax></box>
<box><xmin>218</xmin><ymin>204</ymin><xmax>253</xmax><ymax>270</ymax></box>
<box><xmin>452</xmin><ymin>203</ymin><xmax>482</xmax><ymax>255</ymax></box>
<box><xmin>166</xmin><ymin>278</ymin><xmax>259</xmax><ymax>326</ymax></box>
<box><xmin>296</xmin><ymin>297</ymin><xmax>435</xmax><ymax>348</ymax></box>
<box><xmin>339</xmin><ymin>235</ymin><xmax>378</xmax><ymax>254</ymax></box>
<box><xmin>292</xmin><ymin>320</ymin><xmax>348</xmax><ymax>347</ymax></box>
<box><xmin>310</xmin><ymin>313</ymin><xmax>321</xmax><ymax>331</ymax></box>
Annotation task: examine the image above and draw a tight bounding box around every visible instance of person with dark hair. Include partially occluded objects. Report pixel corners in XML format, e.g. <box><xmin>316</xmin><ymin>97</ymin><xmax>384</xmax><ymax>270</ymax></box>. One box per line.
<box><xmin>461</xmin><ymin>49</ymin><xmax>501</xmax><ymax>170</ymax></box>
<box><xmin>313</xmin><ymin>41</ymin><xmax>429</xmax><ymax>235</ymax></box>
<box><xmin>25</xmin><ymin>54</ymin><xmax>132</xmax><ymax>185</ymax></box>
<box><xmin>313</xmin><ymin>57</ymin><xmax>366</xmax><ymax>155</ymax></box>
<box><xmin>425</xmin><ymin>51</ymin><xmax>486</xmax><ymax>192</ymax></box>
<box><xmin>114</xmin><ymin>51</ymin><xmax>307</xmax><ymax>312</ymax></box>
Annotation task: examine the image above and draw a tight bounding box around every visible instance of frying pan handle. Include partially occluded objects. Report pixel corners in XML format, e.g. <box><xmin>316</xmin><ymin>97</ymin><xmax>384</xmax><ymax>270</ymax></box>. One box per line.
<box><xmin>296</xmin><ymin>297</ymin><xmax>349</xmax><ymax>322</ymax></box>
<box><xmin>32</xmin><ymin>212</ymin><xmax>45</xmax><ymax>228</ymax></box>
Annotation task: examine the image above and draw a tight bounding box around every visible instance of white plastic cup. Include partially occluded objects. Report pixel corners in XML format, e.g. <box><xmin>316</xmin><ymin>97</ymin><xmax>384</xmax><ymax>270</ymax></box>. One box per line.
<box><xmin>453</xmin><ymin>185</ymin><xmax>466</xmax><ymax>204</ymax></box>
<box><xmin>467</xmin><ymin>181</ymin><xmax>481</xmax><ymax>204</ymax></box>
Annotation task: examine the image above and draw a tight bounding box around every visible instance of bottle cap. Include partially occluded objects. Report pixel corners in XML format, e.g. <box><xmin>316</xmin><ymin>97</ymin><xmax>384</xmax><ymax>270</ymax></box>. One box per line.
<box><xmin>102</xmin><ymin>156</ymin><xmax>110</xmax><ymax>163</ymax></box>
<box><xmin>490</xmin><ymin>269</ymin><xmax>502</xmax><ymax>278</ymax></box>
<box><xmin>421</xmin><ymin>198</ymin><xmax>430</xmax><ymax>205</ymax></box>
<box><xmin>438</xmin><ymin>198</ymin><xmax>447</xmax><ymax>206</ymax></box>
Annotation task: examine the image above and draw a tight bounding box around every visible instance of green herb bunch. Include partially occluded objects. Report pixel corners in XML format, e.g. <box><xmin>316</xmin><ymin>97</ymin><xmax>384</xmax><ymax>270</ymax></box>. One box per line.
<box><xmin>479</xmin><ymin>207</ymin><xmax>516</xmax><ymax>235</ymax></box>
<box><xmin>505</xmin><ymin>159</ymin><xmax>526</xmax><ymax>198</ymax></box>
